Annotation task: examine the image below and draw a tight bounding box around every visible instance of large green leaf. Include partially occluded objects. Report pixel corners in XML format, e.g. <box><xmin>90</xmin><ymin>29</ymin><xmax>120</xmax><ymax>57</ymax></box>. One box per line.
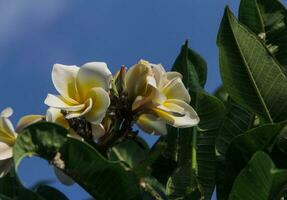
<box><xmin>239</xmin><ymin>0</ymin><xmax>287</xmax><ymax>69</ymax></box>
<box><xmin>108</xmin><ymin>138</ymin><xmax>169</xmax><ymax>199</ymax></box>
<box><xmin>0</xmin><ymin>172</ymin><xmax>44</xmax><ymax>200</ymax></box>
<box><xmin>166</xmin><ymin>162</ymin><xmax>202</xmax><ymax>200</ymax></box>
<box><xmin>269</xmin><ymin>124</ymin><xmax>287</xmax><ymax>169</ymax></box>
<box><xmin>228</xmin><ymin>151</ymin><xmax>287</xmax><ymax>200</ymax></box>
<box><xmin>218</xmin><ymin>123</ymin><xmax>285</xmax><ymax>200</ymax></box>
<box><xmin>214</xmin><ymin>86</ymin><xmax>228</xmax><ymax>102</ymax></box>
<box><xmin>216</xmin><ymin>98</ymin><xmax>254</xmax><ymax>157</ymax></box>
<box><xmin>196</xmin><ymin>93</ymin><xmax>225</xmax><ymax>200</ymax></box>
<box><xmin>35</xmin><ymin>185</ymin><xmax>68</xmax><ymax>200</ymax></box>
<box><xmin>162</xmin><ymin>41</ymin><xmax>223</xmax><ymax>199</ymax></box>
<box><xmin>215</xmin><ymin>98</ymin><xmax>253</xmax><ymax>200</ymax></box>
<box><xmin>13</xmin><ymin>122</ymin><xmax>141</xmax><ymax>200</ymax></box>
<box><xmin>108</xmin><ymin>138</ymin><xmax>149</xmax><ymax>168</ymax></box>
<box><xmin>172</xmin><ymin>40</ymin><xmax>207</xmax><ymax>92</ymax></box>
<box><xmin>141</xmin><ymin>177</ymin><xmax>169</xmax><ymax>200</ymax></box>
<box><xmin>226</xmin><ymin>123</ymin><xmax>285</xmax><ymax>170</ymax></box>
<box><xmin>217</xmin><ymin>7</ymin><xmax>287</xmax><ymax>122</ymax></box>
<box><xmin>149</xmin><ymin>142</ymin><xmax>177</xmax><ymax>185</ymax></box>
<box><xmin>150</xmin><ymin>42</ymin><xmax>208</xmax><ymax>189</ymax></box>
<box><xmin>166</xmin><ymin>92</ymin><xmax>225</xmax><ymax>200</ymax></box>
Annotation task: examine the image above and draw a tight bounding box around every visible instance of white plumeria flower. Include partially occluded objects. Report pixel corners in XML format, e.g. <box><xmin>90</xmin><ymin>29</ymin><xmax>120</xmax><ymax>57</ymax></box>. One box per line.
<box><xmin>44</xmin><ymin>62</ymin><xmax>112</xmax><ymax>125</ymax></box>
<box><xmin>0</xmin><ymin>108</ymin><xmax>16</xmax><ymax>177</ymax></box>
<box><xmin>0</xmin><ymin>108</ymin><xmax>43</xmax><ymax>177</ymax></box>
<box><xmin>125</xmin><ymin>60</ymin><xmax>200</xmax><ymax>135</ymax></box>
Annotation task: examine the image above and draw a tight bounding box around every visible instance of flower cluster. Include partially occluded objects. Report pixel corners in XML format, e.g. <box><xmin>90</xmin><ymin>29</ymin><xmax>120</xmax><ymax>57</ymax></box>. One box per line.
<box><xmin>0</xmin><ymin>59</ymin><xmax>199</xmax><ymax>180</ymax></box>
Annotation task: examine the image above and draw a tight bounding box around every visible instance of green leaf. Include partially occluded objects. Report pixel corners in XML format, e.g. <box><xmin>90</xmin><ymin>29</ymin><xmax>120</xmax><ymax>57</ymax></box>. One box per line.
<box><xmin>228</xmin><ymin>151</ymin><xmax>287</xmax><ymax>200</ymax></box>
<box><xmin>269</xmin><ymin>124</ymin><xmax>287</xmax><ymax>169</ymax></box>
<box><xmin>216</xmin><ymin>98</ymin><xmax>254</xmax><ymax>157</ymax></box>
<box><xmin>166</xmin><ymin>163</ymin><xmax>202</xmax><ymax>200</ymax></box>
<box><xmin>196</xmin><ymin>93</ymin><xmax>225</xmax><ymax>200</ymax></box>
<box><xmin>226</xmin><ymin>123</ymin><xmax>285</xmax><ymax>170</ymax></box>
<box><xmin>166</xmin><ymin>42</ymin><xmax>223</xmax><ymax>199</ymax></box>
<box><xmin>141</xmin><ymin>177</ymin><xmax>169</xmax><ymax>200</ymax></box>
<box><xmin>150</xmin><ymin>42</ymin><xmax>208</xmax><ymax>188</ymax></box>
<box><xmin>36</xmin><ymin>185</ymin><xmax>68</xmax><ymax>200</ymax></box>
<box><xmin>166</xmin><ymin>93</ymin><xmax>225</xmax><ymax>200</ymax></box>
<box><xmin>172</xmin><ymin>40</ymin><xmax>207</xmax><ymax>91</ymax></box>
<box><xmin>239</xmin><ymin>0</ymin><xmax>265</xmax><ymax>34</ymax></box>
<box><xmin>108</xmin><ymin>138</ymin><xmax>149</xmax><ymax>168</ymax></box>
<box><xmin>14</xmin><ymin>122</ymin><xmax>141</xmax><ymax>200</ymax></box>
<box><xmin>274</xmin><ymin>124</ymin><xmax>287</xmax><ymax>154</ymax></box>
<box><xmin>215</xmin><ymin>98</ymin><xmax>253</xmax><ymax>200</ymax></box>
<box><xmin>149</xmin><ymin>145</ymin><xmax>177</xmax><ymax>185</ymax></box>
<box><xmin>218</xmin><ymin>123</ymin><xmax>285</xmax><ymax>200</ymax></box>
<box><xmin>217</xmin><ymin>7</ymin><xmax>287</xmax><ymax>122</ymax></box>
<box><xmin>214</xmin><ymin>86</ymin><xmax>228</xmax><ymax>102</ymax></box>
<box><xmin>0</xmin><ymin>172</ymin><xmax>44</xmax><ymax>200</ymax></box>
<box><xmin>239</xmin><ymin>0</ymin><xmax>287</xmax><ymax>68</ymax></box>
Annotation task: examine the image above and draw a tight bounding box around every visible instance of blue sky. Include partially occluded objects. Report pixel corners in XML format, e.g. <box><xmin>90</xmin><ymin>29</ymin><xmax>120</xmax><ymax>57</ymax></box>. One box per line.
<box><xmin>1</xmin><ymin>0</ymin><xmax>282</xmax><ymax>199</ymax></box>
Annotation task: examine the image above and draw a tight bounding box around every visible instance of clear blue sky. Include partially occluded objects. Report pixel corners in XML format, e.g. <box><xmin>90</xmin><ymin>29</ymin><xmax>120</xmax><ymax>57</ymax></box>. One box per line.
<box><xmin>1</xmin><ymin>0</ymin><xmax>284</xmax><ymax>199</ymax></box>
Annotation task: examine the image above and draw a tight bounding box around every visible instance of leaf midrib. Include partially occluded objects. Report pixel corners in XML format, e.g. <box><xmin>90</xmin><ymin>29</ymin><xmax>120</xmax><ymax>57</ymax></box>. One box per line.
<box><xmin>227</xmin><ymin>10</ymin><xmax>273</xmax><ymax>123</ymax></box>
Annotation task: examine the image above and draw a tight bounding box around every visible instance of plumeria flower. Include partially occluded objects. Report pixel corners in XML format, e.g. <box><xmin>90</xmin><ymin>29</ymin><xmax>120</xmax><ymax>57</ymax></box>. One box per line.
<box><xmin>44</xmin><ymin>62</ymin><xmax>112</xmax><ymax>125</ymax></box>
<box><xmin>0</xmin><ymin>108</ymin><xmax>44</xmax><ymax>177</ymax></box>
<box><xmin>125</xmin><ymin>60</ymin><xmax>200</xmax><ymax>135</ymax></box>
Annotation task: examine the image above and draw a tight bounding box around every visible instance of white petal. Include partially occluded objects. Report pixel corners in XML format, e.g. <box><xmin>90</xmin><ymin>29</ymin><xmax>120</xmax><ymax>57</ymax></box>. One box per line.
<box><xmin>0</xmin><ymin>117</ymin><xmax>16</xmax><ymax>146</ymax></box>
<box><xmin>46</xmin><ymin>108</ymin><xmax>62</xmax><ymax>122</ymax></box>
<box><xmin>150</xmin><ymin>63</ymin><xmax>167</xmax><ymax>88</ymax></box>
<box><xmin>153</xmin><ymin>99</ymin><xmax>199</xmax><ymax>128</ymax></box>
<box><xmin>92</xmin><ymin>124</ymin><xmax>105</xmax><ymax>140</ymax></box>
<box><xmin>163</xmin><ymin>77</ymin><xmax>191</xmax><ymax>103</ymax></box>
<box><xmin>132</xmin><ymin>85</ymin><xmax>166</xmax><ymax>111</ymax></box>
<box><xmin>0</xmin><ymin>117</ymin><xmax>15</xmax><ymax>135</ymax></box>
<box><xmin>166</xmin><ymin>71</ymin><xmax>182</xmax><ymax>80</ymax></box>
<box><xmin>147</xmin><ymin>76</ymin><xmax>157</xmax><ymax>88</ymax></box>
<box><xmin>136</xmin><ymin>114</ymin><xmax>167</xmax><ymax>135</ymax></box>
<box><xmin>0</xmin><ymin>107</ymin><xmax>13</xmax><ymax>118</ymax></box>
<box><xmin>0</xmin><ymin>143</ymin><xmax>12</xmax><ymax>160</ymax></box>
<box><xmin>45</xmin><ymin>94</ymin><xmax>86</xmax><ymax>112</ymax></box>
<box><xmin>166</xmin><ymin>99</ymin><xmax>199</xmax><ymax>127</ymax></box>
<box><xmin>16</xmin><ymin>115</ymin><xmax>44</xmax><ymax>132</ymax></box>
<box><xmin>156</xmin><ymin>103</ymin><xmax>185</xmax><ymax>115</ymax></box>
<box><xmin>126</xmin><ymin>61</ymin><xmax>151</xmax><ymax>99</ymax></box>
<box><xmin>54</xmin><ymin>167</ymin><xmax>74</xmax><ymax>186</ymax></box>
<box><xmin>52</xmin><ymin>64</ymin><xmax>80</xmax><ymax>103</ymax></box>
<box><xmin>0</xmin><ymin>158</ymin><xmax>12</xmax><ymax>178</ymax></box>
<box><xmin>65</xmin><ymin>98</ymin><xmax>93</xmax><ymax>119</ymax></box>
<box><xmin>85</xmin><ymin>88</ymin><xmax>110</xmax><ymax>125</ymax></box>
<box><xmin>76</xmin><ymin>62</ymin><xmax>112</xmax><ymax>99</ymax></box>
<box><xmin>46</xmin><ymin>108</ymin><xmax>69</xmax><ymax>129</ymax></box>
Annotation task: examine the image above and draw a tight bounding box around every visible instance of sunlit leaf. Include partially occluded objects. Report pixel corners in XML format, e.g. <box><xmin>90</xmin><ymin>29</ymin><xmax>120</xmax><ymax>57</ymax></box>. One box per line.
<box><xmin>217</xmin><ymin>7</ymin><xmax>287</xmax><ymax>122</ymax></box>
<box><xmin>239</xmin><ymin>0</ymin><xmax>287</xmax><ymax>69</ymax></box>
<box><xmin>13</xmin><ymin>122</ymin><xmax>142</xmax><ymax>200</ymax></box>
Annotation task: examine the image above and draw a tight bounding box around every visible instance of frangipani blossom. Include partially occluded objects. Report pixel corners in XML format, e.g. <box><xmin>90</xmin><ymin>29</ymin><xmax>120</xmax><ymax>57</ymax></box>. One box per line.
<box><xmin>0</xmin><ymin>108</ymin><xmax>44</xmax><ymax>177</ymax></box>
<box><xmin>45</xmin><ymin>62</ymin><xmax>112</xmax><ymax>125</ymax></box>
<box><xmin>125</xmin><ymin>60</ymin><xmax>199</xmax><ymax>135</ymax></box>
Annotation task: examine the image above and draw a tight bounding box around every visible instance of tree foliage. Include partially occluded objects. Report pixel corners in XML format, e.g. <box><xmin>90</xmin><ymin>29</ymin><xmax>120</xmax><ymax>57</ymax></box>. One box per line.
<box><xmin>1</xmin><ymin>0</ymin><xmax>287</xmax><ymax>199</ymax></box>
